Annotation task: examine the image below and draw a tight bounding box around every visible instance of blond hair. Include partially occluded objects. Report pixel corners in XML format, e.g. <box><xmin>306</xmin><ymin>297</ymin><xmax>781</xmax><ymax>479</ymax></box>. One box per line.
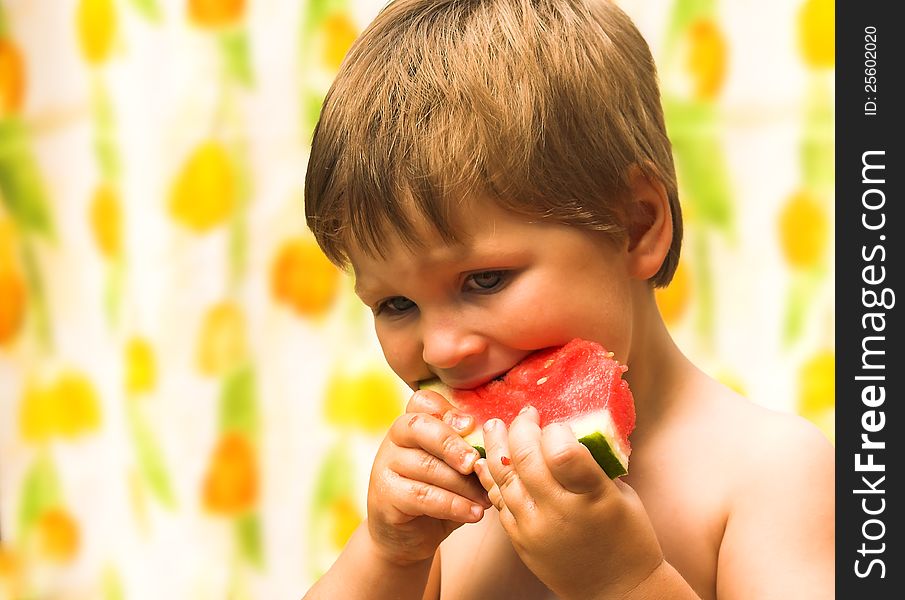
<box><xmin>305</xmin><ymin>0</ymin><xmax>682</xmax><ymax>286</ymax></box>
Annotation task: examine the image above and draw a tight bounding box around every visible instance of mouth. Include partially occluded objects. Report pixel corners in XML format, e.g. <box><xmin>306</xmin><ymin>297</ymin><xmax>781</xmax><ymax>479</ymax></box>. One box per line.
<box><xmin>433</xmin><ymin>367</ymin><xmax>512</xmax><ymax>390</ymax></box>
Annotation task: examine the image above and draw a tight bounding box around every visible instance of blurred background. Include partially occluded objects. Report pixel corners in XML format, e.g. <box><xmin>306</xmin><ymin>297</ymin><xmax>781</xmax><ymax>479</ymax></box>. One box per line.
<box><xmin>0</xmin><ymin>0</ymin><xmax>833</xmax><ymax>598</ymax></box>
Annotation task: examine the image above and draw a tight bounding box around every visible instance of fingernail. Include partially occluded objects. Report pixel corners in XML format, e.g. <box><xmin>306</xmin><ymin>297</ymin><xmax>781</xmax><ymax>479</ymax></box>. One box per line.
<box><xmin>470</xmin><ymin>504</ymin><xmax>483</xmax><ymax>519</ymax></box>
<box><xmin>484</xmin><ymin>419</ymin><xmax>500</xmax><ymax>432</ymax></box>
<box><xmin>519</xmin><ymin>405</ymin><xmax>532</xmax><ymax>415</ymax></box>
<box><xmin>445</xmin><ymin>412</ymin><xmax>472</xmax><ymax>432</ymax></box>
<box><xmin>462</xmin><ymin>448</ymin><xmax>479</xmax><ymax>471</ymax></box>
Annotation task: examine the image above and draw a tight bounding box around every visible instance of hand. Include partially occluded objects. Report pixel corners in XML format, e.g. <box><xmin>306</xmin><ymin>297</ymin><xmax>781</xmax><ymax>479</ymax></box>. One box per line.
<box><xmin>474</xmin><ymin>406</ymin><xmax>664</xmax><ymax>600</ymax></box>
<box><xmin>366</xmin><ymin>389</ymin><xmax>492</xmax><ymax>566</ymax></box>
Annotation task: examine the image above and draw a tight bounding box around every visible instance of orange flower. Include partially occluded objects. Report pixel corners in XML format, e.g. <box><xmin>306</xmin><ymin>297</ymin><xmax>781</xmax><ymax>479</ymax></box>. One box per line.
<box><xmin>196</xmin><ymin>301</ymin><xmax>247</xmax><ymax>376</ymax></box>
<box><xmin>0</xmin><ymin>216</ymin><xmax>26</xmax><ymax>346</ymax></box>
<box><xmin>322</xmin><ymin>12</ymin><xmax>359</xmax><ymax>72</ymax></box>
<box><xmin>686</xmin><ymin>18</ymin><xmax>727</xmax><ymax>100</ymax></box>
<box><xmin>0</xmin><ymin>544</ymin><xmax>23</xmax><ymax>597</ymax></box>
<box><xmin>76</xmin><ymin>0</ymin><xmax>118</xmax><ymax>65</ymax></box>
<box><xmin>89</xmin><ymin>182</ymin><xmax>122</xmax><ymax>259</ymax></box>
<box><xmin>36</xmin><ymin>507</ymin><xmax>80</xmax><ymax>562</ymax></box>
<box><xmin>329</xmin><ymin>496</ymin><xmax>362</xmax><ymax>549</ymax></box>
<box><xmin>125</xmin><ymin>336</ymin><xmax>156</xmax><ymax>394</ymax></box>
<box><xmin>168</xmin><ymin>141</ymin><xmax>236</xmax><ymax>233</ymax></box>
<box><xmin>655</xmin><ymin>259</ymin><xmax>691</xmax><ymax>326</ymax></box>
<box><xmin>0</xmin><ymin>37</ymin><xmax>26</xmax><ymax>117</ymax></box>
<box><xmin>271</xmin><ymin>237</ymin><xmax>341</xmax><ymax>318</ymax></box>
<box><xmin>0</xmin><ymin>265</ymin><xmax>26</xmax><ymax>346</ymax></box>
<box><xmin>798</xmin><ymin>0</ymin><xmax>834</xmax><ymax>69</ymax></box>
<box><xmin>188</xmin><ymin>0</ymin><xmax>246</xmax><ymax>29</ymax></box>
<box><xmin>202</xmin><ymin>431</ymin><xmax>258</xmax><ymax>515</ymax></box>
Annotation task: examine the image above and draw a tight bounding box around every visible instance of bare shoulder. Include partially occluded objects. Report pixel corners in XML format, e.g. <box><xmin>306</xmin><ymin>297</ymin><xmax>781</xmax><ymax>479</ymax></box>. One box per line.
<box><xmin>691</xmin><ymin>382</ymin><xmax>835</xmax><ymax>598</ymax></box>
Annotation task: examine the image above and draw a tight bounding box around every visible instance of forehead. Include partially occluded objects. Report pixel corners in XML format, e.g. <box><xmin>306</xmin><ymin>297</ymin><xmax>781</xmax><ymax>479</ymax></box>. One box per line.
<box><xmin>348</xmin><ymin>201</ymin><xmax>534</xmax><ymax>291</ymax></box>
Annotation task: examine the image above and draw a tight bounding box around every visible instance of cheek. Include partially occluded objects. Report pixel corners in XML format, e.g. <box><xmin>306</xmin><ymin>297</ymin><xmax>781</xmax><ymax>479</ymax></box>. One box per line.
<box><xmin>375</xmin><ymin>325</ymin><xmax>423</xmax><ymax>381</ymax></box>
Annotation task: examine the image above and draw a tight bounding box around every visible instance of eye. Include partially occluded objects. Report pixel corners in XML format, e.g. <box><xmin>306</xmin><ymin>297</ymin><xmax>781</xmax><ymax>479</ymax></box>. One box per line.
<box><xmin>375</xmin><ymin>296</ymin><xmax>416</xmax><ymax>316</ymax></box>
<box><xmin>464</xmin><ymin>270</ymin><xmax>508</xmax><ymax>292</ymax></box>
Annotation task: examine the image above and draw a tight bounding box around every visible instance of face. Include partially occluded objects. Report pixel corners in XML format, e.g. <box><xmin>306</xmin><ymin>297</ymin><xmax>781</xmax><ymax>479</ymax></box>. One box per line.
<box><xmin>349</xmin><ymin>202</ymin><xmax>639</xmax><ymax>391</ymax></box>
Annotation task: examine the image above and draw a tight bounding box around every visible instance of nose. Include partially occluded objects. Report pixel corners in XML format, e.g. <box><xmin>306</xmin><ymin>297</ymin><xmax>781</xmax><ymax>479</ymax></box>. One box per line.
<box><xmin>420</xmin><ymin>314</ymin><xmax>487</xmax><ymax>370</ymax></box>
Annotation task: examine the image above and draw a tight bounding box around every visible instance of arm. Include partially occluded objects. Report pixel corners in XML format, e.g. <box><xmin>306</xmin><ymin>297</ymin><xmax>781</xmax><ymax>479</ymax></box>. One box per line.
<box><xmin>304</xmin><ymin>524</ymin><xmax>435</xmax><ymax>600</ymax></box>
<box><xmin>615</xmin><ymin>560</ymin><xmax>701</xmax><ymax>600</ymax></box>
<box><xmin>716</xmin><ymin>416</ymin><xmax>834</xmax><ymax>599</ymax></box>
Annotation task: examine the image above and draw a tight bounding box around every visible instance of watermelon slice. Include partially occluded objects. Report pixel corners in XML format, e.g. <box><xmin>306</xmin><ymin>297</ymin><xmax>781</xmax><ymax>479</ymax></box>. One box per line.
<box><xmin>419</xmin><ymin>339</ymin><xmax>635</xmax><ymax>478</ymax></box>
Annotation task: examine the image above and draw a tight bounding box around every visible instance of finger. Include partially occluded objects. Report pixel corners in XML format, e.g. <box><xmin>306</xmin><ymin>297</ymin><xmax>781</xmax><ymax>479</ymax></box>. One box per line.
<box><xmin>392</xmin><ymin>449</ymin><xmax>492</xmax><ymax>508</ymax></box>
<box><xmin>541</xmin><ymin>422</ymin><xmax>607</xmax><ymax>495</ymax></box>
<box><xmin>390</xmin><ymin>412</ymin><xmax>481</xmax><ymax>475</ymax></box>
<box><xmin>506</xmin><ymin>406</ymin><xmax>548</xmax><ymax>493</ymax></box>
<box><xmin>388</xmin><ymin>472</ymin><xmax>486</xmax><ymax>524</ymax></box>
<box><xmin>406</xmin><ymin>390</ymin><xmax>475</xmax><ymax>435</ymax></box>
<box><xmin>482</xmin><ymin>418</ymin><xmax>534</xmax><ymax>520</ymax></box>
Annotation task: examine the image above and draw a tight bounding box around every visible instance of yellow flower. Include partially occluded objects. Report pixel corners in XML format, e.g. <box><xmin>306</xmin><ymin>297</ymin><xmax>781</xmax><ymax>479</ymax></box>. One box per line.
<box><xmin>324</xmin><ymin>366</ymin><xmax>404</xmax><ymax>434</ymax></box>
<box><xmin>778</xmin><ymin>189</ymin><xmax>828</xmax><ymax>269</ymax></box>
<box><xmin>36</xmin><ymin>508</ymin><xmax>80</xmax><ymax>562</ymax></box>
<box><xmin>89</xmin><ymin>182</ymin><xmax>122</xmax><ymax>259</ymax></box>
<box><xmin>125</xmin><ymin>336</ymin><xmax>156</xmax><ymax>395</ymax></box>
<box><xmin>196</xmin><ymin>301</ymin><xmax>247</xmax><ymax>376</ymax></box>
<box><xmin>0</xmin><ymin>37</ymin><xmax>26</xmax><ymax>117</ymax></box>
<box><xmin>188</xmin><ymin>0</ymin><xmax>246</xmax><ymax>29</ymax></box>
<box><xmin>271</xmin><ymin>237</ymin><xmax>341</xmax><ymax>318</ymax></box>
<box><xmin>19</xmin><ymin>371</ymin><xmax>102</xmax><ymax>442</ymax></box>
<box><xmin>76</xmin><ymin>0</ymin><xmax>117</xmax><ymax>65</ymax></box>
<box><xmin>53</xmin><ymin>370</ymin><xmax>103</xmax><ymax>438</ymax></box>
<box><xmin>655</xmin><ymin>259</ymin><xmax>691</xmax><ymax>326</ymax></box>
<box><xmin>329</xmin><ymin>496</ymin><xmax>362</xmax><ymax>550</ymax></box>
<box><xmin>322</xmin><ymin>12</ymin><xmax>359</xmax><ymax>72</ymax></box>
<box><xmin>686</xmin><ymin>18</ymin><xmax>727</xmax><ymax>101</ymax></box>
<box><xmin>797</xmin><ymin>349</ymin><xmax>834</xmax><ymax>416</ymax></box>
<box><xmin>202</xmin><ymin>431</ymin><xmax>258</xmax><ymax>515</ymax></box>
<box><xmin>168</xmin><ymin>141</ymin><xmax>236</xmax><ymax>233</ymax></box>
<box><xmin>798</xmin><ymin>0</ymin><xmax>834</xmax><ymax>69</ymax></box>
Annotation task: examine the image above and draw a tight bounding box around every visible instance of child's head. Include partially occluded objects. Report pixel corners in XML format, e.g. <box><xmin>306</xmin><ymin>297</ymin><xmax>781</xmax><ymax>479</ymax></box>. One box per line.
<box><xmin>305</xmin><ymin>0</ymin><xmax>682</xmax><ymax>287</ymax></box>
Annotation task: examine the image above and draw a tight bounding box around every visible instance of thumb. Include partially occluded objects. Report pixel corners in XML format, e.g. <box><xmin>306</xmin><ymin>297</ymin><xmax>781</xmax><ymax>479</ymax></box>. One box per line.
<box><xmin>541</xmin><ymin>422</ymin><xmax>606</xmax><ymax>495</ymax></box>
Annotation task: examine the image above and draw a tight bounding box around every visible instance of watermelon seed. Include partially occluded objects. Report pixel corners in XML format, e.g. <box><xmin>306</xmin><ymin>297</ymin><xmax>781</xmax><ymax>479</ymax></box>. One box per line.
<box><xmin>536</xmin><ymin>376</ymin><xmax>548</xmax><ymax>385</ymax></box>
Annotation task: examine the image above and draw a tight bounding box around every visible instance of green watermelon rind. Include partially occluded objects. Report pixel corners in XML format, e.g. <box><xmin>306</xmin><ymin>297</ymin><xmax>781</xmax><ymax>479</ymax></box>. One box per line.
<box><xmin>578</xmin><ymin>431</ymin><xmax>628</xmax><ymax>479</ymax></box>
<box><xmin>456</xmin><ymin>411</ymin><xmax>629</xmax><ymax>479</ymax></box>
<box><xmin>466</xmin><ymin>435</ymin><xmax>625</xmax><ymax>478</ymax></box>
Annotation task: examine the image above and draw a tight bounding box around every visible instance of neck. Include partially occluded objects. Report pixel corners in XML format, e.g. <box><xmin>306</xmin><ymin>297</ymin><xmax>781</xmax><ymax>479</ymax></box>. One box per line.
<box><xmin>623</xmin><ymin>284</ymin><xmax>696</xmax><ymax>444</ymax></box>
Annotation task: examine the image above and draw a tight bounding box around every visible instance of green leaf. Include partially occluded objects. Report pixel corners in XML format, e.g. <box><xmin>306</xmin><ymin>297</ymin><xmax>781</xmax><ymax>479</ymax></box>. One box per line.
<box><xmin>235</xmin><ymin>512</ymin><xmax>265</xmax><ymax>567</ymax></box>
<box><xmin>18</xmin><ymin>452</ymin><xmax>62</xmax><ymax>538</ymax></box>
<box><xmin>92</xmin><ymin>81</ymin><xmax>120</xmax><ymax>181</ymax></box>
<box><xmin>220</xmin><ymin>365</ymin><xmax>259</xmax><ymax>438</ymax></box>
<box><xmin>0</xmin><ymin>119</ymin><xmax>55</xmax><ymax>237</ymax></box>
<box><xmin>302</xmin><ymin>88</ymin><xmax>326</xmax><ymax>144</ymax></box>
<box><xmin>664</xmin><ymin>96</ymin><xmax>734</xmax><ymax>232</ymax></box>
<box><xmin>102</xmin><ymin>565</ymin><xmax>126</xmax><ymax>600</ymax></box>
<box><xmin>783</xmin><ymin>269</ymin><xmax>823</xmax><ymax>348</ymax></box>
<box><xmin>219</xmin><ymin>29</ymin><xmax>255</xmax><ymax>88</ymax></box>
<box><xmin>127</xmin><ymin>0</ymin><xmax>163</xmax><ymax>22</ymax></box>
<box><xmin>127</xmin><ymin>400</ymin><xmax>177</xmax><ymax>508</ymax></box>
<box><xmin>801</xmin><ymin>75</ymin><xmax>834</xmax><ymax>194</ymax></box>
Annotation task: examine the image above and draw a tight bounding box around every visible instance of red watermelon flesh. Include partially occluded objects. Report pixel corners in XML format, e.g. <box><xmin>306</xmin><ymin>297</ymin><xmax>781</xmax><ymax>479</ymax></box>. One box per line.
<box><xmin>420</xmin><ymin>339</ymin><xmax>635</xmax><ymax>478</ymax></box>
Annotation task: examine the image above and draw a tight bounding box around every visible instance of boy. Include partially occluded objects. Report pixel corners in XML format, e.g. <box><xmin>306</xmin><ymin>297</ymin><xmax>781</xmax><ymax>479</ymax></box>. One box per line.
<box><xmin>303</xmin><ymin>0</ymin><xmax>834</xmax><ymax>598</ymax></box>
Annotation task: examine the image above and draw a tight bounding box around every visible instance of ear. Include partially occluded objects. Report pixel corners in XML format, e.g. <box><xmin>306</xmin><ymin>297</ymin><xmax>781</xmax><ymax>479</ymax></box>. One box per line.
<box><xmin>623</xmin><ymin>165</ymin><xmax>673</xmax><ymax>281</ymax></box>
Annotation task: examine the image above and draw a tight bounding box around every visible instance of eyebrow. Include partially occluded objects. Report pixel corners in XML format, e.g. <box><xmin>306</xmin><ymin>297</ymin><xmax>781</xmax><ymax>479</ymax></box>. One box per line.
<box><xmin>351</xmin><ymin>241</ymin><xmax>477</xmax><ymax>300</ymax></box>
